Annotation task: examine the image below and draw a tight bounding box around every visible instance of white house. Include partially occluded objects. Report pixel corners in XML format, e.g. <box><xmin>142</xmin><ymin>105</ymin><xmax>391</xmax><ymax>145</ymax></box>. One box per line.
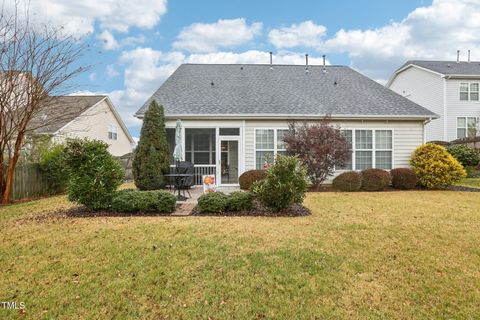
<box><xmin>135</xmin><ymin>63</ymin><xmax>437</xmax><ymax>186</ymax></box>
<box><xmin>33</xmin><ymin>95</ymin><xmax>134</xmax><ymax>156</ymax></box>
<box><xmin>387</xmin><ymin>59</ymin><xmax>480</xmax><ymax>142</ymax></box>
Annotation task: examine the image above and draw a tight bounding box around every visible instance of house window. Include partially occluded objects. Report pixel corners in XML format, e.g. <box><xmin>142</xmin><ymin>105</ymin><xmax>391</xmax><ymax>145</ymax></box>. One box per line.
<box><xmin>460</xmin><ymin>82</ymin><xmax>480</xmax><ymax>101</ymax></box>
<box><xmin>255</xmin><ymin>128</ymin><xmax>288</xmax><ymax>169</ymax></box>
<box><xmin>337</xmin><ymin>129</ymin><xmax>393</xmax><ymax>171</ymax></box>
<box><xmin>185</xmin><ymin>128</ymin><xmax>216</xmax><ymax>165</ymax></box>
<box><xmin>457</xmin><ymin>117</ymin><xmax>478</xmax><ymax>139</ymax></box>
<box><xmin>108</xmin><ymin>124</ymin><xmax>117</xmax><ymax>140</ymax></box>
<box><xmin>471</xmin><ymin>83</ymin><xmax>479</xmax><ymax>101</ymax></box>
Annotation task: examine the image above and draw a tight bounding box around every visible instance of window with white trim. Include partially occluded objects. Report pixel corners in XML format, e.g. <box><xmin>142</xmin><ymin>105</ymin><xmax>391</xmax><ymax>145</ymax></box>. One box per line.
<box><xmin>108</xmin><ymin>124</ymin><xmax>117</xmax><ymax>140</ymax></box>
<box><xmin>460</xmin><ymin>82</ymin><xmax>480</xmax><ymax>101</ymax></box>
<box><xmin>255</xmin><ymin>129</ymin><xmax>288</xmax><ymax>169</ymax></box>
<box><xmin>457</xmin><ymin>117</ymin><xmax>478</xmax><ymax>139</ymax></box>
<box><xmin>337</xmin><ymin>129</ymin><xmax>393</xmax><ymax>170</ymax></box>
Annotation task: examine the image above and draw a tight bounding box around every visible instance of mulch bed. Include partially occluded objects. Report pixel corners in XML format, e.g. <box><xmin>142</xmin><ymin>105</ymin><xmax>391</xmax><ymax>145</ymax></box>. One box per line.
<box><xmin>192</xmin><ymin>200</ymin><xmax>311</xmax><ymax>217</ymax></box>
<box><xmin>447</xmin><ymin>185</ymin><xmax>480</xmax><ymax>192</ymax></box>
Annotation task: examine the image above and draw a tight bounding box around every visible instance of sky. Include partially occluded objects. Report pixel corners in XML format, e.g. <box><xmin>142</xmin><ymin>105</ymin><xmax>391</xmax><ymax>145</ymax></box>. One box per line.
<box><xmin>7</xmin><ymin>0</ymin><xmax>480</xmax><ymax>138</ymax></box>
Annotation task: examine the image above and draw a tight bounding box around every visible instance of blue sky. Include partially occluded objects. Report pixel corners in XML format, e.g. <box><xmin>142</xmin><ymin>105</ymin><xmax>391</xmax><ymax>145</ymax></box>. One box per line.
<box><xmin>15</xmin><ymin>0</ymin><xmax>480</xmax><ymax>138</ymax></box>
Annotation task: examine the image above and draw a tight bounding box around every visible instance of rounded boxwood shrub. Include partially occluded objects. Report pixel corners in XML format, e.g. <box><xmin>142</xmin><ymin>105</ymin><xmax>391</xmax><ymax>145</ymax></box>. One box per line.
<box><xmin>332</xmin><ymin>171</ymin><xmax>362</xmax><ymax>192</ymax></box>
<box><xmin>253</xmin><ymin>155</ymin><xmax>308</xmax><ymax>211</ymax></box>
<box><xmin>64</xmin><ymin>139</ymin><xmax>124</xmax><ymax>210</ymax></box>
<box><xmin>410</xmin><ymin>143</ymin><xmax>466</xmax><ymax>189</ymax></box>
<box><xmin>390</xmin><ymin>168</ymin><xmax>418</xmax><ymax>190</ymax></box>
<box><xmin>111</xmin><ymin>189</ymin><xmax>176</xmax><ymax>213</ymax></box>
<box><xmin>239</xmin><ymin>170</ymin><xmax>267</xmax><ymax>190</ymax></box>
<box><xmin>360</xmin><ymin>169</ymin><xmax>391</xmax><ymax>191</ymax></box>
<box><xmin>198</xmin><ymin>192</ymin><xmax>228</xmax><ymax>213</ymax></box>
<box><xmin>226</xmin><ymin>191</ymin><xmax>254</xmax><ymax>212</ymax></box>
<box><xmin>447</xmin><ymin>144</ymin><xmax>480</xmax><ymax>167</ymax></box>
<box><xmin>39</xmin><ymin>144</ymin><xmax>68</xmax><ymax>193</ymax></box>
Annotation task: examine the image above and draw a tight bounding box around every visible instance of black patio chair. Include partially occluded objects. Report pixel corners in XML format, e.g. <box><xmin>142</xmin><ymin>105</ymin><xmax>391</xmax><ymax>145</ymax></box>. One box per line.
<box><xmin>174</xmin><ymin>161</ymin><xmax>195</xmax><ymax>198</ymax></box>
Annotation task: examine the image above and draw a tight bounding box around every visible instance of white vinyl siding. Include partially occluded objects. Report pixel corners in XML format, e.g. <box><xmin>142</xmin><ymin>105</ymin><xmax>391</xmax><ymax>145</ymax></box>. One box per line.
<box><xmin>445</xmin><ymin>80</ymin><xmax>480</xmax><ymax>141</ymax></box>
<box><xmin>245</xmin><ymin>120</ymin><xmax>422</xmax><ymax>176</ymax></box>
<box><xmin>388</xmin><ymin>66</ymin><xmax>444</xmax><ymax>142</ymax></box>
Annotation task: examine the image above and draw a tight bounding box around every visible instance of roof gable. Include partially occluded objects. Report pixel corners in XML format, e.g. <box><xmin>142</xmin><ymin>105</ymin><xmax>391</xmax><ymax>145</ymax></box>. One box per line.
<box><xmin>136</xmin><ymin>64</ymin><xmax>437</xmax><ymax>120</ymax></box>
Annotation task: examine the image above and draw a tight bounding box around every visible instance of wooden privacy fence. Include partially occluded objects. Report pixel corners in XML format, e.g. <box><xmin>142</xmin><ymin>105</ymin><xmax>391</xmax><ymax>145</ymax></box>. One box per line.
<box><xmin>2</xmin><ymin>164</ymin><xmax>53</xmax><ymax>201</ymax></box>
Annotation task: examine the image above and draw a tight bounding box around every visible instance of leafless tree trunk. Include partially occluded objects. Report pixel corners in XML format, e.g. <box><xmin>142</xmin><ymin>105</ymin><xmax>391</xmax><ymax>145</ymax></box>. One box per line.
<box><xmin>0</xmin><ymin>1</ymin><xmax>88</xmax><ymax>204</ymax></box>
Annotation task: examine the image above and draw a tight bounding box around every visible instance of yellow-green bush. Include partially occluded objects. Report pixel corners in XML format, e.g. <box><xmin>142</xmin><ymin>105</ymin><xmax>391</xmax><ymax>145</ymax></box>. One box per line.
<box><xmin>410</xmin><ymin>143</ymin><xmax>466</xmax><ymax>189</ymax></box>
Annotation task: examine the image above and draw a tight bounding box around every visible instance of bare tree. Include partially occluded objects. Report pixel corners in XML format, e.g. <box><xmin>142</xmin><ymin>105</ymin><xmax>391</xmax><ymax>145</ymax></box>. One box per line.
<box><xmin>0</xmin><ymin>1</ymin><xmax>88</xmax><ymax>204</ymax></box>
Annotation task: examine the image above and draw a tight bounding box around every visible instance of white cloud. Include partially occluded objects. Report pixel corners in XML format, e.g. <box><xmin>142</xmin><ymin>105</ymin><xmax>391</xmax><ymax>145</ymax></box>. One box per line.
<box><xmin>88</xmin><ymin>72</ymin><xmax>97</xmax><ymax>81</ymax></box>
<box><xmin>321</xmin><ymin>0</ymin><xmax>480</xmax><ymax>79</ymax></box>
<box><xmin>97</xmin><ymin>30</ymin><xmax>119</xmax><ymax>50</ymax></box>
<box><xmin>6</xmin><ymin>0</ymin><xmax>167</xmax><ymax>35</ymax></box>
<box><xmin>106</xmin><ymin>65</ymin><xmax>120</xmax><ymax>78</ymax></box>
<box><xmin>173</xmin><ymin>18</ymin><xmax>262</xmax><ymax>53</ymax></box>
<box><xmin>269</xmin><ymin>21</ymin><xmax>327</xmax><ymax>49</ymax></box>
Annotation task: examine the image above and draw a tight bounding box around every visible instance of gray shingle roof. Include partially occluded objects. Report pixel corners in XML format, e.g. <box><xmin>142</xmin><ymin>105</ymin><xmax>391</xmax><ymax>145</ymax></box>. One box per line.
<box><xmin>402</xmin><ymin>60</ymin><xmax>480</xmax><ymax>75</ymax></box>
<box><xmin>32</xmin><ymin>95</ymin><xmax>105</xmax><ymax>134</ymax></box>
<box><xmin>135</xmin><ymin>64</ymin><xmax>437</xmax><ymax>119</ymax></box>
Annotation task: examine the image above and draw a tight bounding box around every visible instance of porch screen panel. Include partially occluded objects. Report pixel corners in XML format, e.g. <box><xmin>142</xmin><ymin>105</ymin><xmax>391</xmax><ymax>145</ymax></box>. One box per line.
<box><xmin>185</xmin><ymin>128</ymin><xmax>216</xmax><ymax>165</ymax></box>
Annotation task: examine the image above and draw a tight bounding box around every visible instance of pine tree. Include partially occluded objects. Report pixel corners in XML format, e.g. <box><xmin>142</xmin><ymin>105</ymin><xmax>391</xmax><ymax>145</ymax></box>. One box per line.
<box><xmin>133</xmin><ymin>100</ymin><xmax>170</xmax><ymax>190</ymax></box>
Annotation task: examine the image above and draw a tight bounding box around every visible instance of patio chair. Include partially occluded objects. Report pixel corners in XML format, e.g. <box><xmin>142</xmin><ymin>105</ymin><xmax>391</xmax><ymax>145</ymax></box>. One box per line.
<box><xmin>174</xmin><ymin>161</ymin><xmax>195</xmax><ymax>198</ymax></box>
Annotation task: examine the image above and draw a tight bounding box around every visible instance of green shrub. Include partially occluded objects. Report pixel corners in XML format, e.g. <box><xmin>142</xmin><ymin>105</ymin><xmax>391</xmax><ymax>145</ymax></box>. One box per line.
<box><xmin>39</xmin><ymin>144</ymin><xmax>68</xmax><ymax>193</ymax></box>
<box><xmin>198</xmin><ymin>192</ymin><xmax>228</xmax><ymax>213</ymax></box>
<box><xmin>411</xmin><ymin>143</ymin><xmax>466</xmax><ymax>189</ymax></box>
<box><xmin>465</xmin><ymin>165</ymin><xmax>480</xmax><ymax>178</ymax></box>
<box><xmin>253</xmin><ymin>155</ymin><xmax>308</xmax><ymax>211</ymax></box>
<box><xmin>111</xmin><ymin>189</ymin><xmax>176</xmax><ymax>213</ymax></box>
<box><xmin>390</xmin><ymin>168</ymin><xmax>418</xmax><ymax>190</ymax></box>
<box><xmin>332</xmin><ymin>171</ymin><xmax>362</xmax><ymax>191</ymax></box>
<box><xmin>447</xmin><ymin>144</ymin><xmax>480</xmax><ymax>167</ymax></box>
<box><xmin>239</xmin><ymin>170</ymin><xmax>267</xmax><ymax>190</ymax></box>
<box><xmin>64</xmin><ymin>139</ymin><xmax>124</xmax><ymax>210</ymax></box>
<box><xmin>226</xmin><ymin>191</ymin><xmax>254</xmax><ymax>211</ymax></box>
<box><xmin>133</xmin><ymin>100</ymin><xmax>170</xmax><ymax>190</ymax></box>
<box><xmin>361</xmin><ymin>169</ymin><xmax>391</xmax><ymax>191</ymax></box>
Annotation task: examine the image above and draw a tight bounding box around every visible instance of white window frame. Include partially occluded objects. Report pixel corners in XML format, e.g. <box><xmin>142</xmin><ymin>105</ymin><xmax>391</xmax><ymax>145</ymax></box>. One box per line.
<box><xmin>336</xmin><ymin>129</ymin><xmax>394</xmax><ymax>171</ymax></box>
<box><xmin>254</xmin><ymin>128</ymin><xmax>288</xmax><ymax>169</ymax></box>
<box><xmin>456</xmin><ymin>116</ymin><xmax>478</xmax><ymax>139</ymax></box>
<box><xmin>459</xmin><ymin>82</ymin><xmax>480</xmax><ymax>101</ymax></box>
<box><xmin>108</xmin><ymin>124</ymin><xmax>118</xmax><ymax>140</ymax></box>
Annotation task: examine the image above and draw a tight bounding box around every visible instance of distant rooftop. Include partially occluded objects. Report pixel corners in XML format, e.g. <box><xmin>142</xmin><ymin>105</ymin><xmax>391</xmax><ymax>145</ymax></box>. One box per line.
<box><xmin>400</xmin><ymin>60</ymin><xmax>480</xmax><ymax>75</ymax></box>
<box><xmin>136</xmin><ymin>63</ymin><xmax>436</xmax><ymax>120</ymax></box>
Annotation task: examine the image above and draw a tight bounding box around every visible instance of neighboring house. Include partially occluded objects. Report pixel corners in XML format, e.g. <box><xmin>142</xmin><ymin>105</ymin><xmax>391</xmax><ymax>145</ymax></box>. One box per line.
<box><xmin>135</xmin><ymin>63</ymin><xmax>436</xmax><ymax>186</ymax></box>
<box><xmin>33</xmin><ymin>95</ymin><xmax>134</xmax><ymax>156</ymax></box>
<box><xmin>387</xmin><ymin>60</ymin><xmax>480</xmax><ymax>142</ymax></box>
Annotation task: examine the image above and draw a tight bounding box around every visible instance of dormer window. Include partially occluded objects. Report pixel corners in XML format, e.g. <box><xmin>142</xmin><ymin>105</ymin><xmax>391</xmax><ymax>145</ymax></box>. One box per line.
<box><xmin>460</xmin><ymin>82</ymin><xmax>479</xmax><ymax>101</ymax></box>
<box><xmin>108</xmin><ymin>124</ymin><xmax>118</xmax><ymax>140</ymax></box>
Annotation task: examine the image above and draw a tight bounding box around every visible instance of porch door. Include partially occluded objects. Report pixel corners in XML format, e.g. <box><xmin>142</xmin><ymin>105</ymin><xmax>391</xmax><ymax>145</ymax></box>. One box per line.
<box><xmin>218</xmin><ymin>139</ymin><xmax>239</xmax><ymax>185</ymax></box>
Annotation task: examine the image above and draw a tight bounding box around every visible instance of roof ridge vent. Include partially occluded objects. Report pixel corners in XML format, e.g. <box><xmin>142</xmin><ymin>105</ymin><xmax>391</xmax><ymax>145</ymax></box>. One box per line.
<box><xmin>322</xmin><ymin>55</ymin><xmax>327</xmax><ymax>73</ymax></box>
<box><xmin>269</xmin><ymin>51</ymin><xmax>273</xmax><ymax>70</ymax></box>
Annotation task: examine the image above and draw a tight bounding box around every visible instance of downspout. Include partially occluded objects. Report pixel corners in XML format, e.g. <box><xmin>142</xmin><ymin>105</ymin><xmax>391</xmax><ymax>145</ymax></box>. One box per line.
<box><xmin>423</xmin><ymin>118</ymin><xmax>433</xmax><ymax>144</ymax></box>
<box><xmin>443</xmin><ymin>76</ymin><xmax>449</xmax><ymax>141</ymax></box>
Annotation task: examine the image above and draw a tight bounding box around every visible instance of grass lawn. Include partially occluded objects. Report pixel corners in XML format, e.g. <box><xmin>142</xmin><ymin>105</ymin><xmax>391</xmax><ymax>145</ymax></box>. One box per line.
<box><xmin>455</xmin><ymin>177</ymin><xmax>480</xmax><ymax>188</ymax></box>
<box><xmin>1</xmin><ymin>191</ymin><xmax>480</xmax><ymax>319</ymax></box>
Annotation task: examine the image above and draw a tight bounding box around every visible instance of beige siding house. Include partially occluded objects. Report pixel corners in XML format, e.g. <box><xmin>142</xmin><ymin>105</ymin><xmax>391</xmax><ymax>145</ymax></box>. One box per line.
<box><xmin>34</xmin><ymin>95</ymin><xmax>134</xmax><ymax>156</ymax></box>
<box><xmin>136</xmin><ymin>63</ymin><xmax>436</xmax><ymax>186</ymax></box>
<box><xmin>387</xmin><ymin>60</ymin><xmax>480</xmax><ymax>142</ymax></box>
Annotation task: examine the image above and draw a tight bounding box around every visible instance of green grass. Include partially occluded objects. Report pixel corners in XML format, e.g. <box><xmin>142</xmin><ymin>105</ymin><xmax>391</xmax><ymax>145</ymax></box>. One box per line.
<box><xmin>455</xmin><ymin>177</ymin><xmax>480</xmax><ymax>188</ymax></box>
<box><xmin>1</xmin><ymin>191</ymin><xmax>480</xmax><ymax>319</ymax></box>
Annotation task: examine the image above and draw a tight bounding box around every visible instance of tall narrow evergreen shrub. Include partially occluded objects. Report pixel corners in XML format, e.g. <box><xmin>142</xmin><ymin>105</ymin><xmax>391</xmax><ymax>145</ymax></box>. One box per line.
<box><xmin>133</xmin><ymin>100</ymin><xmax>170</xmax><ymax>190</ymax></box>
